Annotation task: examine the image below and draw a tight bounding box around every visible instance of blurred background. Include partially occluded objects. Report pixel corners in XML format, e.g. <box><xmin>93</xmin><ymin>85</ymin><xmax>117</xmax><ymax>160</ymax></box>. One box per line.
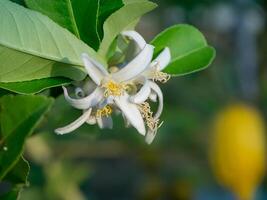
<box><xmin>20</xmin><ymin>0</ymin><xmax>267</xmax><ymax>199</ymax></box>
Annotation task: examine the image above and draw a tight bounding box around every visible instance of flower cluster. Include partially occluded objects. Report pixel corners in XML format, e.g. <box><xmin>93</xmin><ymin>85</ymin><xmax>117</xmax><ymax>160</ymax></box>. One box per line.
<box><xmin>55</xmin><ymin>31</ymin><xmax>171</xmax><ymax>144</ymax></box>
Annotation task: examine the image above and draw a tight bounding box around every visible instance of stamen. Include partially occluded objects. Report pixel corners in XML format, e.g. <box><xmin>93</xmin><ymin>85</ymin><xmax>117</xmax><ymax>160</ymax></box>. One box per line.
<box><xmin>139</xmin><ymin>102</ymin><xmax>163</xmax><ymax>132</ymax></box>
<box><xmin>151</xmin><ymin>62</ymin><xmax>171</xmax><ymax>83</ymax></box>
<box><xmin>102</xmin><ymin>80</ymin><xmax>128</xmax><ymax>97</ymax></box>
<box><xmin>152</xmin><ymin>70</ymin><xmax>171</xmax><ymax>83</ymax></box>
<box><xmin>96</xmin><ymin>105</ymin><xmax>113</xmax><ymax>117</ymax></box>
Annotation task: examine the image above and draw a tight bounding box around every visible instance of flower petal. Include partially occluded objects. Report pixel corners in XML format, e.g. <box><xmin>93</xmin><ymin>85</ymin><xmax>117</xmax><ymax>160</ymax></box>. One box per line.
<box><xmin>81</xmin><ymin>53</ymin><xmax>108</xmax><ymax>85</ymax></box>
<box><xmin>97</xmin><ymin>116</ymin><xmax>113</xmax><ymax>129</ymax></box>
<box><xmin>148</xmin><ymin>81</ymin><xmax>163</xmax><ymax>119</ymax></box>
<box><xmin>63</xmin><ymin>86</ymin><xmax>103</xmax><ymax>110</ymax></box>
<box><xmin>122</xmin><ymin>113</ymin><xmax>131</xmax><ymax>128</ymax></box>
<box><xmin>151</xmin><ymin>47</ymin><xmax>171</xmax><ymax>71</ymax></box>
<box><xmin>112</xmin><ymin>44</ymin><xmax>154</xmax><ymax>82</ymax></box>
<box><xmin>114</xmin><ymin>94</ymin><xmax>146</xmax><ymax>135</ymax></box>
<box><xmin>130</xmin><ymin>79</ymin><xmax>151</xmax><ymax>104</ymax></box>
<box><xmin>121</xmin><ymin>30</ymin><xmax>146</xmax><ymax>49</ymax></box>
<box><xmin>149</xmin><ymin>91</ymin><xmax>157</xmax><ymax>102</ymax></box>
<box><xmin>87</xmin><ymin>115</ymin><xmax>96</xmax><ymax>125</ymax></box>
<box><xmin>145</xmin><ymin>129</ymin><xmax>157</xmax><ymax>145</ymax></box>
<box><xmin>55</xmin><ymin>108</ymin><xmax>92</xmax><ymax>135</ymax></box>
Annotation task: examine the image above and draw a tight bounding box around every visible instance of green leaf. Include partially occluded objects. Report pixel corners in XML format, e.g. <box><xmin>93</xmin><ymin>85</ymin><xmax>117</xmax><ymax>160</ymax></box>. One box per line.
<box><xmin>98</xmin><ymin>0</ymin><xmax>157</xmax><ymax>57</ymax></box>
<box><xmin>0</xmin><ymin>0</ymin><xmax>105</xmax><ymax>83</ymax></box>
<box><xmin>164</xmin><ymin>46</ymin><xmax>215</xmax><ymax>75</ymax></box>
<box><xmin>0</xmin><ymin>157</ymin><xmax>29</xmax><ymax>199</ymax></box>
<box><xmin>10</xmin><ymin>0</ymin><xmax>25</xmax><ymax>6</ymax></box>
<box><xmin>0</xmin><ymin>89</ymin><xmax>10</xmax><ymax>97</ymax></box>
<box><xmin>25</xmin><ymin>0</ymin><xmax>124</xmax><ymax>50</ymax></box>
<box><xmin>0</xmin><ymin>189</ymin><xmax>20</xmax><ymax>200</ymax></box>
<box><xmin>0</xmin><ymin>95</ymin><xmax>53</xmax><ymax>179</ymax></box>
<box><xmin>2</xmin><ymin>157</ymin><xmax>29</xmax><ymax>185</ymax></box>
<box><xmin>151</xmin><ymin>24</ymin><xmax>216</xmax><ymax>75</ymax></box>
<box><xmin>0</xmin><ymin>77</ymin><xmax>72</xmax><ymax>95</ymax></box>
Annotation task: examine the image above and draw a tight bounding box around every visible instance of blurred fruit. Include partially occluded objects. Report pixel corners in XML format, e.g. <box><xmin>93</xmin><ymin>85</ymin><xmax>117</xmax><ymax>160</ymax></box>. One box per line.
<box><xmin>210</xmin><ymin>104</ymin><xmax>266</xmax><ymax>200</ymax></box>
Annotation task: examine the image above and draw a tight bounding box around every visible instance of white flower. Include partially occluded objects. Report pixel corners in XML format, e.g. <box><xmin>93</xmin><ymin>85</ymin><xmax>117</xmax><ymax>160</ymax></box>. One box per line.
<box><xmin>122</xmin><ymin>31</ymin><xmax>171</xmax><ymax>144</ymax></box>
<box><xmin>55</xmin><ymin>43</ymin><xmax>154</xmax><ymax>136</ymax></box>
<box><xmin>56</xmin><ymin>30</ymin><xmax>172</xmax><ymax>145</ymax></box>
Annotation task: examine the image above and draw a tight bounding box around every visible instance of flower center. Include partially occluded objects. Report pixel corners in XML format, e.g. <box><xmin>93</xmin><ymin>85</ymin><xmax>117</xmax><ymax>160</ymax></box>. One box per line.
<box><xmin>96</xmin><ymin>105</ymin><xmax>113</xmax><ymax>117</ymax></box>
<box><xmin>102</xmin><ymin>80</ymin><xmax>127</xmax><ymax>97</ymax></box>
<box><xmin>139</xmin><ymin>102</ymin><xmax>163</xmax><ymax>132</ymax></box>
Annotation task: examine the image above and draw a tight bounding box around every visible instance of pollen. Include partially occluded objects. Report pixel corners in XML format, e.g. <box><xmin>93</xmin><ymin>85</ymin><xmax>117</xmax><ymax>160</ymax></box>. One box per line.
<box><xmin>96</xmin><ymin>105</ymin><xmax>113</xmax><ymax>117</ymax></box>
<box><xmin>139</xmin><ymin>102</ymin><xmax>163</xmax><ymax>132</ymax></box>
<box><xmin>102</xmin><ymin>80</ymin><xmax>127</xmax><ymax>97</ymax></box>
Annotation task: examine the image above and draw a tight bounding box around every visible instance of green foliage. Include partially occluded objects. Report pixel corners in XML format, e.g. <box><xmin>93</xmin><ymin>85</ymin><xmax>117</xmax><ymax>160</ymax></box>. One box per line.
<box><xmin>0</xmin><ymin>0</ymin><xmax>104</xmax><ymax>83</ymax></box>
<box><xmin>0</xmin><ymin>95</ymin><xmax>53</xmax><ymax>187</ymax></box>
<box><xmin>151</xmin><ymin>25</ymin><xmax>216</xmax><ymax>76</ymax></box>
<box><xmin>98</xmin><ymin>0</ymin><xmax>157</xmax><ymax>57</ymax></box>
<box><xmin>2</xmin><ymin>157</ymin><xmax>29</xmax><ymax>185</ymax></box>
<box><xmin>0</xmin><ymin>190</ymin><xmax>20</xmax><ymax>200</ymax></box>
<box><xmin>10</xmin><ymin>0</ymin><xmax>25</xmax><ymax>6</ymax></box>
<box><xmin>0</xmin><ymin>157</ymin><xmax>29</xmax><ymax>200</ymax></box>
<box><xmin>0</xmin><ymin>77</ymin><xmax>72</xmax><ymax>94</ymax></box>
<box><xmin>25</xmin><ymin>0</ymin><xmax>124</xmax><ymax>50</ymax></box>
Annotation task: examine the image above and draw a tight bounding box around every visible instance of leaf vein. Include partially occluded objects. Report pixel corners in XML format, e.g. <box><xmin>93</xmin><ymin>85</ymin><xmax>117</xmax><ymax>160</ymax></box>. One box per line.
<box><xmin>2</xmin><ymin>2</ymin><xmax>23</xmax><ymax>46</ymax></box>
<box><xmin>66</xmin><ymin>0</ymin><xmax>80</xmax><ymax>39</ymax></box>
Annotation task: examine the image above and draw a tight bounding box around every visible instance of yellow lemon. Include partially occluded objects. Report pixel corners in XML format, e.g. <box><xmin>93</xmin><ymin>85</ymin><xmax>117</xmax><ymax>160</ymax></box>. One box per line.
<box><xmin>210</xmin><ymin>104</ymin><xmax>266</xmax><ymax>200</ymax></box>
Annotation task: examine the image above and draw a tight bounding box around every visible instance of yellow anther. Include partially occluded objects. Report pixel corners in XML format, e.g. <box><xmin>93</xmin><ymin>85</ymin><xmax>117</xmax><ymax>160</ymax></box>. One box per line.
<box><xmin>102</xmin><ymin>80</ymin><xmax>127</xmax><ymax>97</ymax></box>
<box><xmin>96</xmin><ymin>105</ymin><xmax>113</xmax><ymax>117</ymax></box>
<box><xmin>139</xmin><ymin>102</ymin><xmax>163</xmax><ymax>132</ymax></box>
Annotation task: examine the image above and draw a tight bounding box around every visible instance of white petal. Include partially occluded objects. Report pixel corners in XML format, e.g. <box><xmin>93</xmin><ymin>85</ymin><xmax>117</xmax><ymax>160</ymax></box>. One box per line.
<box><xmin>121</xmin><ymin>30</ymin><xmax>146</xmax><ymax>49</ymax></box>
<box><xmin>81</xmin><ymin>53</ymin><xmax>108</xmax><ymax>85</ymax></box>
<box><xmin>86</xmin><ymin>115</ymin><xmax>96</xmax><ymax>125</ymax></box>
<box><xmin>149</xmin><ymin>91</ymin><xmax>157</xmax><ymax>102</ymax></box>
<box><xmin>151</xmin><ymin>47</ymin><xmax>171</xmax><ymax>71</ymax></box>
<box><xmin>98</xmin><ymin>96</ymin><xmax>114</xmax><ymax>108</ymax></box>
<box><xmin>112</xmin><ymin>44</ymin><xmax>154</xmax><ymax>82</ymax></box>
<box><xmin>63</xmin><ymin>87</ymin><xmax>103</xmax><ymax>110</ymax></box>
<box><xmin>145</xmin><ymin>129</ymin><xmax>157</xmax><ymax>145</ymax></box>
<box><xmin>148</xmin><ymin>81</ymin><xmax>163</xmax><ymax>119</ymax></box>
<box><xmin>122</xmin><ymin>113</ymin><xmax>131</xmax><ymax>128</ymax></box>
<box><xmin>130</xmin><ymin>79</ymin><xmax>151</xmax><ymax>104</ymax></box>
<box><xmin>55</xmin><ymin>108</ymin><xmax>92</xmax><ymax>135</ymax></box>
<box><xmin>114</xmin><ymin>94</ymin><xmax>146</xmax><ymax>135</ymax></box>
<box><xmin>97</xmin><ymin>116</ymin><xmax>113</xmax><ymax>129</ymax></box>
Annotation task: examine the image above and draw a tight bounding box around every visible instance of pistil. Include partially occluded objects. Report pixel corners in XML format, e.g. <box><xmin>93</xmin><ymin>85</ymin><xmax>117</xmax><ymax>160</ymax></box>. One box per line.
<box><xmin>102</xmin><ymin>80</ymin><xmax>128</xmax><ymax>97</ymax></box>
